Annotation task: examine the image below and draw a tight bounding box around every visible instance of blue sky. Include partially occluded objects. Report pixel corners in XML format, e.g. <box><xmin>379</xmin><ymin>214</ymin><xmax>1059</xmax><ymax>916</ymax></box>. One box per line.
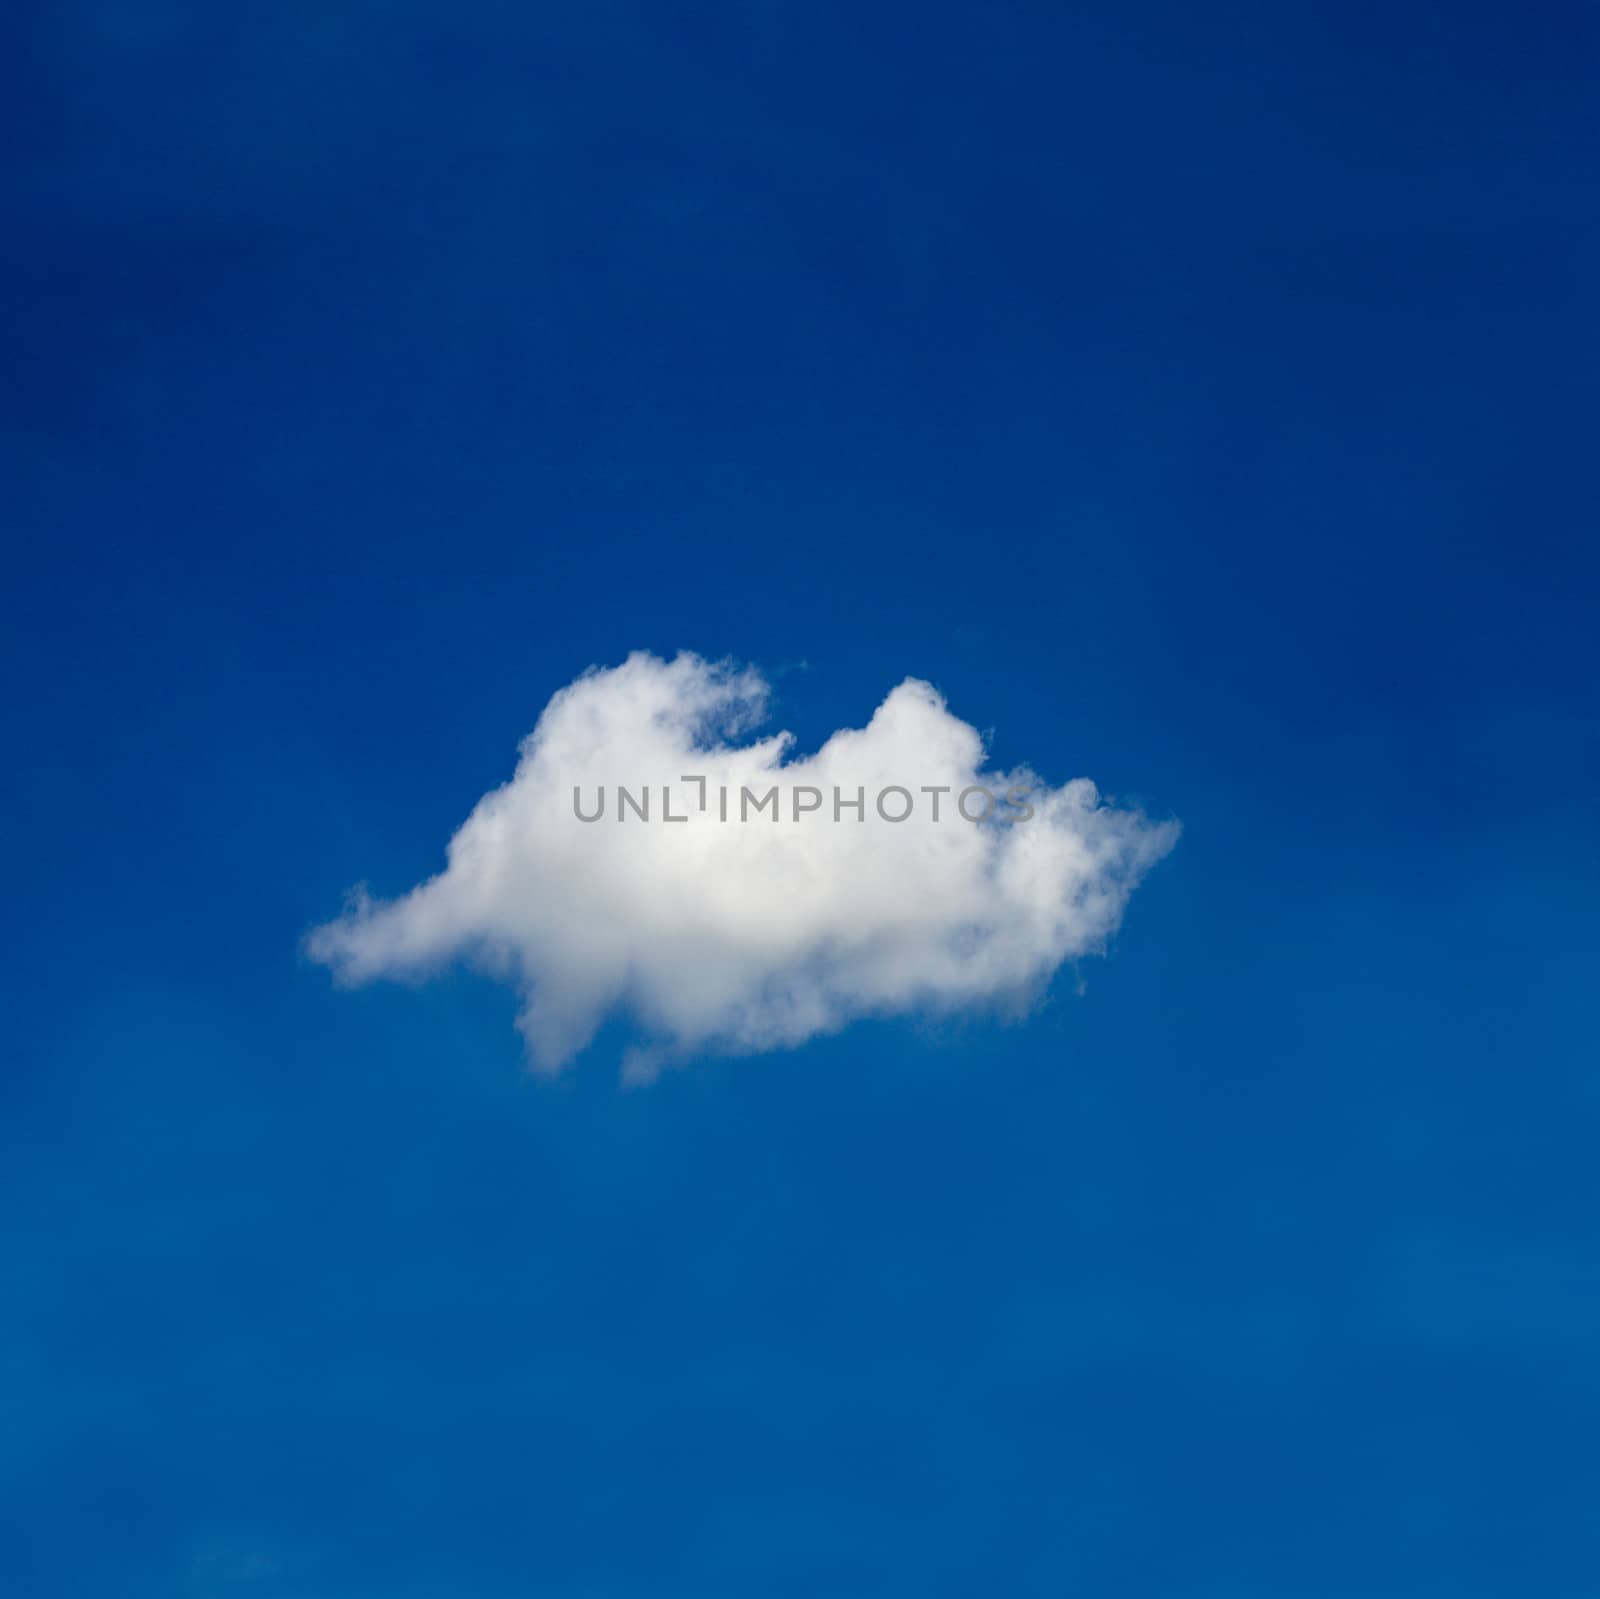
<box><xmin>3</xmin><ymin>3</ymin><xmax>1598</xmax><ymax>1595</ymax></box>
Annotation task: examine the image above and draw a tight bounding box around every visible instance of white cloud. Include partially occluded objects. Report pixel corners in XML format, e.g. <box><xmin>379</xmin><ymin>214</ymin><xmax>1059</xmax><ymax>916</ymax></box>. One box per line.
<box><xmin>308</xmin><ymin>652</ymin><xmax>1177</xmax><ymax>1077</ymax></box>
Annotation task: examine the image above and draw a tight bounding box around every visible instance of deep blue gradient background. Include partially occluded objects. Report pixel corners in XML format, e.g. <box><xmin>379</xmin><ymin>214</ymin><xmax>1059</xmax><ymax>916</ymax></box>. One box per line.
<box><xmin>4</xmin><ymin>4</ymin><xmax>1598</xmax><ymax>1594</ymax></box>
